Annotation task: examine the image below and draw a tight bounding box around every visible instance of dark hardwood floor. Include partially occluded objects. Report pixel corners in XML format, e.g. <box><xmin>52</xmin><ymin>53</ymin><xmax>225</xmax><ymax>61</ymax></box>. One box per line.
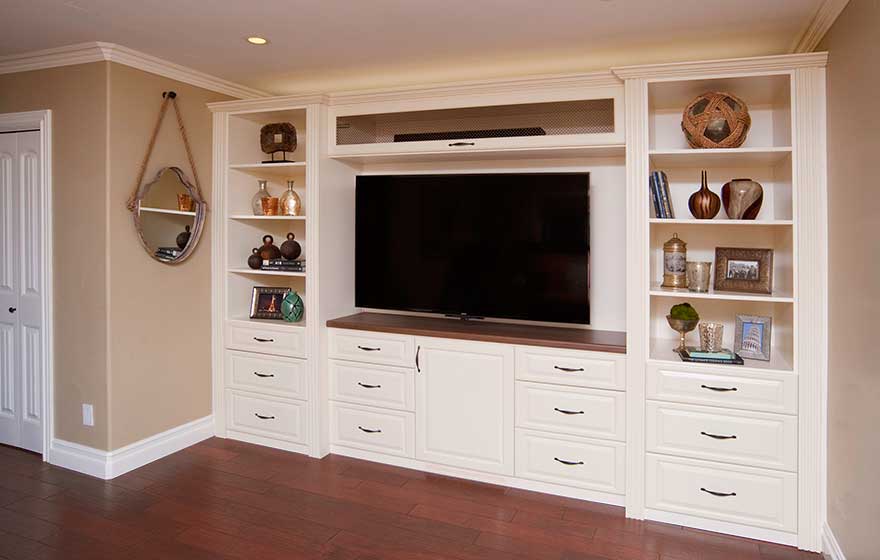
<box><xmin>0</xmin><ymin>439</ymin><xmax>819</xmax><ymax>559</ymax></box>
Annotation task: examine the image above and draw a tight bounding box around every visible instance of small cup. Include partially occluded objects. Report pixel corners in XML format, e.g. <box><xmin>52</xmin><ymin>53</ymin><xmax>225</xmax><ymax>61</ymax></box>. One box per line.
<box><xmin>177</xmin><ymin>193</ymin><xmax>194</xmax><ymax>212</ymax></box>
<box><xmin>686</xmin><ymin>261</ymin><xmax>712</xmax><ymax>293</ymax></box>
<box><xmin>699</xmin><ymin>322</ymin><xmax>724</xmax><ymax>353</ymax></box>
<box><xmin>261</xmin><ymin>196</ymin><xmax>280</xmax><ymax>216</ymax></box>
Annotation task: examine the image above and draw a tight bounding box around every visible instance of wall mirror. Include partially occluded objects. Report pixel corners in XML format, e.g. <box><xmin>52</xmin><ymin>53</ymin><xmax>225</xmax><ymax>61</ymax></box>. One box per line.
<box><xmin>133</xmin><ymin>166</ymin><xmax>206</xmax><ymax>264</ymax></box>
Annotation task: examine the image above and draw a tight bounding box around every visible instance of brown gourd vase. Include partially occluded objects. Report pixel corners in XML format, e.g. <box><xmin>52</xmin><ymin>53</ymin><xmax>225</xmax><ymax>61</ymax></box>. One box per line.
<box><xmin>721</xmin><ymin>178</ymin><xmax>763</xmax><ymax>220</ymax></box>
<box><xmin>258</xmin><ymin>235</ymin><xmax>282</xmax><ymax>260</ymax></box>
<box><xmin>688</xmin><ymin>170</ymin><xmax>721</xmax><ymax>219</ymax></box>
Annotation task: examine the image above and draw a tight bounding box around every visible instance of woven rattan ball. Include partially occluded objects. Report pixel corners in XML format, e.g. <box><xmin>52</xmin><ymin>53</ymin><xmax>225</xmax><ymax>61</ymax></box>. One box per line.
<box><xmin>681</xmin><ymin>92</ymin><xmax>751</xmax><ymax>149</ymax></box>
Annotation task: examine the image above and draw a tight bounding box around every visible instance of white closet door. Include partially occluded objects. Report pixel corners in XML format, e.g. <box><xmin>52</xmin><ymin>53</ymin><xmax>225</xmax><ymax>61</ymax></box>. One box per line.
<box><xmin>0</xmin><ymin>131</ymin><xmax>43</xmax><ymax>453</ymax></box>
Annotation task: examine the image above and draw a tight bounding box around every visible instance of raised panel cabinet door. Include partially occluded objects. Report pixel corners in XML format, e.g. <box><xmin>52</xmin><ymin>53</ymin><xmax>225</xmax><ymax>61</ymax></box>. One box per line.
<box><xmin>415</xmin><ymin>336</ymin><xmax>514</xmax><ymax>475</ymax></box>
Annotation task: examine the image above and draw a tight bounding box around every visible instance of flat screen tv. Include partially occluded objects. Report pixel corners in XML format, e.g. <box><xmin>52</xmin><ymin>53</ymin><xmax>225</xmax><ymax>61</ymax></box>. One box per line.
<box><xmin>356</xmin><ymin>173</ymin><xmax>590</xmax><ymax>325</ymax></box>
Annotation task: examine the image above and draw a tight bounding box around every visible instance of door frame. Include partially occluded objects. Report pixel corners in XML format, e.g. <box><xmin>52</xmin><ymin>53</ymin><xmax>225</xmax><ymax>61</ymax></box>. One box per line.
<box><xmin>0</xmin><ymin>110</ymin><xmax>53</xmax><ymax>459</ymax></box>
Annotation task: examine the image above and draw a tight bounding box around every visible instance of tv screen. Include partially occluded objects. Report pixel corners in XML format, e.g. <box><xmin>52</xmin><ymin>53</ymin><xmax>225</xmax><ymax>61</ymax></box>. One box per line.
<box><xmin>355</xmin><ymin>173</ymin><xmax>590</xmax><ymax>324</ymax></box>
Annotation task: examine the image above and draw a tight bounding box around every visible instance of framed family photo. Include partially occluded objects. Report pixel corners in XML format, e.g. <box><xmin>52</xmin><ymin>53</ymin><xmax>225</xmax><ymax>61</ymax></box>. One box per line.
<box><xmin>734</xmin><ymin>314</ymin><xmax>772</xmax><ymax>361</ymax></box>
<box><xmin>250</xmin><ymin>286</ymin><xmax>290</xmax><ymax>320</ymax></box>
<box><xmin>713</xmin><ymin>247</ymin><xmax>774</xmax><ymax>294</ymax></box>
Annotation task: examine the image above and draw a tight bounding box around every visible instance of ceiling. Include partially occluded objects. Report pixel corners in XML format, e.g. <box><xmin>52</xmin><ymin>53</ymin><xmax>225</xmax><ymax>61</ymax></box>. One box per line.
<box><xmin>1</xmin><ymin>0</ymin><xmax>825</xmax><ymax>95</ymax></box>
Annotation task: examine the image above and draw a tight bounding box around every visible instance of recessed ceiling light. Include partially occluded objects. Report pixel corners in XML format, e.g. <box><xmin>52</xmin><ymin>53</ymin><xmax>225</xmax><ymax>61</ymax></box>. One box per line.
<box><xmin>246</xmin><ymin>36</ymin><xmax>269</xmax><ymax>45</ymax></box>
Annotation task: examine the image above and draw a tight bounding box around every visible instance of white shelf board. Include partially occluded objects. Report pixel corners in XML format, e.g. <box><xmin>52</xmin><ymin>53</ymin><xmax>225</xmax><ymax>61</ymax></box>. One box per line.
<box><xmin>650</xmin><ymin>284</ymin><xmax>794</xmax><ymax>303</ymax></box>
<box><xmin>229</xmin><ymin>268</ymin><xmax>306</xmax><ymax>278</ymax></box>
<box><xmin>649</xmin><ymin>147</ymin><xmax>792</xmax><ymax>168</ymax></box>
<box><xmin>229</xmin><ymin>162</ymin><xmax>307</xmax><ymax>178</ymax></box>
<box><xmin>138</xmin><ymin>206</ymin><xmax>196</xmax><ymax>217</ymax></box>
<box><xmin>230</xmin><ymin>215</ymin><xmax>306</xmax><ymax>221</ymax></box>
<box><xmin>649</xmin><ymin>338</ymin><xmax>793</xmax><ymax>373</ymax></box>
<box><xmin>649</xmin><ymin>218</ymin><xmax>793</xmax><ymax>226</ymax></box>
<box><xmin>330</xmin><ymin>144</ymin><xmax>625</xmax><ymax>165</ymax></box>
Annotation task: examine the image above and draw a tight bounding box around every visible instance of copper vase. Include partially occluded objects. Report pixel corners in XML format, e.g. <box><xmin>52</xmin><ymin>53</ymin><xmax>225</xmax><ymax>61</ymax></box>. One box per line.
<box><xmin>688</xmin><ymin>170</ymin><xmax>721</xmax><ymax>219</ymax></box>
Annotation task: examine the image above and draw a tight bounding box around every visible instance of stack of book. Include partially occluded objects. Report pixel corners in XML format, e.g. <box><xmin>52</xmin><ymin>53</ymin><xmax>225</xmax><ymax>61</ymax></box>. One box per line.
<box><xmin>678</xmin><ymin>347</ymin><xmax>744</xmax><ymax>365</ymax></box>
<box><xmin>650</xmin><ymin>170</ymin><xmax>674</xmax><ymax>218</ymax></box>
<box><xmin>156</xmin><ymin>247</ymin><xmax>182</xmax><ymax>260</ymax></box>
<box><xmin>262</xmin><ymin>259</ymin><xmax>306</xmax><ymax>272</ymax></box>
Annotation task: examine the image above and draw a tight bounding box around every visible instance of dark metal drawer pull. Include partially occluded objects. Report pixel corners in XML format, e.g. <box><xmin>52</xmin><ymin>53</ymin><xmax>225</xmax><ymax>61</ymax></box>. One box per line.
<box><xmin>253</xmin><ymin>337</ymin><xmax>275</xmax><ymax>343</ymax></box>
<box><xmin>253</xmin><ymin>372</ymin><xmax>275</xmax><ymax>378</ymax></box>
<box><xmin>448</xmin><ymin>142</ymin><xmax>475</xmax><ymax>147</ymax></box>
<box><xmin>701</xmin><ymin>487</ymin><xmax>736</xmax><ymax>497</ymax></box>
<box><xmin>357</xmin><ymin>345</ymin><xmax>381</xmax><ymax>352</ymax></box>
<box><xmin>254</xmin><ymin>413</ymin><xmax>275</xmax><ymax>420</ymax></box>
<box><xmin>357</xmin><ymin>426</ymin><xmax>382</xmax><ymax>434</ymax></box>
<box><xmin>554</xmin><ymin>366</ymin><xmax>585</xmax><ymax>373</ymax></box>
<box><xmin>358</xmin><ymin>382</ymin><xmax>382</xmax><ymax>389</ymax></box>
<box><xmin>700</xmin><ymin>431</ymin><xmax>737</xmax><ymax>440</ymax></box>
<box><xmin>700</xmin><ymin>384</ymin><xmax>737</xmax><ymax>392</ymax></box>
<box><xmin>554</xmin><ymin>407</ymin><xmax>585</xmax><ymax>415</ymax></box>
<box><xmin>554</xmin><ymin>457</ymin><xmax>584</xmax><ymax>466</ymax></box>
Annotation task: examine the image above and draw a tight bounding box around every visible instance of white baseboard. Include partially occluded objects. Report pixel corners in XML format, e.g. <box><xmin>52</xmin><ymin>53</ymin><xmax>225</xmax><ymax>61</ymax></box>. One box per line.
<box><xmin>822</xmin><ymin>522</ymin><xmax>846</xmax><ymax>560</ymax></box>
<box><xmin>47</xmin><ymin>415</ymin><xmax>213</xmax><ymax>479</ymax></box>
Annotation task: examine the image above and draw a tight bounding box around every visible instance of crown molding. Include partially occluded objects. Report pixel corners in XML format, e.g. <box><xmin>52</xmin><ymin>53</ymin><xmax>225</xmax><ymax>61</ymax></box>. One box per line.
<box><xmin>791</xmin><ymin>0</ymin><xmax>850</xmax><ymax>53</ymax></box>
<box><xmin>611</xmin><ymin>52</ymin><xmax>828</xmax><ymax>80</ymax></box>
<box><xmin>0</xmin><ymin>42</ymin><xmax>268</xmax><ymax>99</ymax></box>
<box><xmin>208</xmin><ymin>93</ymin><xmax>330</xmax><ymax>113</ymax></box>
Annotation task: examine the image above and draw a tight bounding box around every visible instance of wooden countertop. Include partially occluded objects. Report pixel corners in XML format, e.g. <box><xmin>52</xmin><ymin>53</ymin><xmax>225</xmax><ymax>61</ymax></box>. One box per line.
<box><xmin>326</xmin><ymin>313</ymin><xmax>627</xmax><ymax>354</ymax></box>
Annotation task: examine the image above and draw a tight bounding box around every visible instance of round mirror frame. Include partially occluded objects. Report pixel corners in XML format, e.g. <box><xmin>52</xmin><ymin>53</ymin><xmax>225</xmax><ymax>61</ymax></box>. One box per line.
<box><xmin>132</xmin><ymin>166</ymin><xmax>207</xmax><ymax>264</ymax></box>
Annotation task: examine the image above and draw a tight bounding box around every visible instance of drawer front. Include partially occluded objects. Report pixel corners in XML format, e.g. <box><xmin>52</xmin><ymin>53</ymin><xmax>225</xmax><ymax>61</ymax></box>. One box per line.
<box><xmin>227</xmin><ymin>390</ymin><xmax>308</xmax><ymax>444</ymax></box>
<box><xmin>646</xmin><ymin>454</ymin><xmax>797</xmax><ymax>533</ymax></box>
<box><xmin>516</xmin><ymin>346</ymin><xmax>625</xmax><ymax>390</ymax></box>
<box><xmin>226</xmin><ymin>321</ymin><xmax>306</xmax><ymax>358</ymax></box>
<box><xmin>227</xmin><ymin>351</ymin><xmax>307</xmax><ymax>398</ymax></box>
<box><xmin>646</xmin><ymin>401</ymin><xmax>797</xmax><ymax>472</ymax></box>
<box><xmin>515</xmin><ymin>429</ymin><xmax>625</xmax><ymax>494</ymax></box>
<box><xmin>646</xmin><ymin>363</ymin><xmax>797</xmax><ymax>414</ymax></box>
<box><xmin>330</xmin><ymin>403</ymin><xmax>415</xmax><ymax>458</ymax></box>
<box><xmin>329</xmin><ymin>329</ymin><xmax>415</xmax><ymax>368</ymax></box>
<box><xmin>330</xmin><ymin>360</ymin><xmax>414</xmax><ymax>411</ymax></box>
<box><xmin>515</xmin><ymin>382</ymin><xmax>625</xmax><ymax>441</ymax></box>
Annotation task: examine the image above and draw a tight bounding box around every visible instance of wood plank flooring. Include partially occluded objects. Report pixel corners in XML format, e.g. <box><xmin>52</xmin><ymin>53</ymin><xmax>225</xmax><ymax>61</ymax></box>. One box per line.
<box><xmin>0</xmin><ymin>439</ymin><xmax>819</xmax><ymax>559</ymax></box>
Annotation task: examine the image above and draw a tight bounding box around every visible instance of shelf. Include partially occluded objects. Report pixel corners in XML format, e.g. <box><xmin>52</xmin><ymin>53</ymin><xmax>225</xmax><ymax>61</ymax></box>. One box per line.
<box><xmin>649</xmin><ymin>219</ymin><xmax>792</xmax><ymax>226</ymax></box>
<box><xmin>228</xmin><ymin>316</ymin><xmax>306</xmax><ymax>330</ymax></box>
<box><xmin>649</xmin><ymin>338</ymin><xmax>793</xmax><ymax>373</ymax></box>
<box><xmin>650</xmin><ymin>284</ymin><xmax>793</xmax><ymax>303</ymax></box>
<box><xmin>649</xmin><ymin>147</ymin><xmax>792</xmax><ymax>169</ymax></box>
<box><xmin>138</xmin><ymin>206</ymin><xmax>196</xmax><ymax>217</ymax></box>
<box><xmin>229</xmin><ymin>162</ymin><xmax>306</xmax><ymax>178</ymax></box>
<box><xmin>330</xmin><ymin>144</ymin><xmax>625</xmax><ymax>165</ymax></box>
<box><xmin>230</xmin><ymin>215</ymin><xmax>306</xmax><ymax>221</ymax></box>
<box><xmin>229</xmin><ymin>268</ymin><xmax>306</xmax><ymax>278</ymax></box>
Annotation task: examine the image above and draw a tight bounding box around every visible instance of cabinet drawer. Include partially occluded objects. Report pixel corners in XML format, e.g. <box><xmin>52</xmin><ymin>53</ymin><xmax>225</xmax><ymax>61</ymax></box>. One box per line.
<box><xmin>227</xmin><ymin>390</ymin><xmax>308</xmax><ymax>444</ymax></box>
<box><xmin>646</xmin><ymin>454</ymin><xmax>797</xmax><ymax>533</ymax></box>
<box><xmin>329</xmin><ymin>360</ymin><xmax>414</xmax><ymax>411</ymax></box>
<box><xmin>330</xmin><ymin>403</ymin><xmax>415</xmax><ymax>458</ymax></box>
<box><xmin>515</xmin><ymin>382</ymin><xmax>625</xmax><ymax>441</ymax></box>
<box><xmin>226</xmin><ymin>320</ymin><xmax>306</xmax><ymax>358</ymax></box>
<box><xmin>646</xmin><ymin>363</ymin><xmax>797</xmax><ymax>414</ymax></box>
<box><xmin>646</xmin><ymin>401</ymin><xmax>797</xmax><ymax>472</ymax></box>
<box><xmin>516</xmin><ymin>346</ymin><xmax>625</xmax><ymax>390</ymax></box>
<box><xmin>227</xmin><ymin>351</ymin><xmax>307</xmax><ymax>398</ymax></box>
<box><xmin>515</xmin><ymin>429</ymin><xmax>625</xmax><ymax>494</ymax></box>
<box><xmin>329</xmin><ymin>329</ymin><xmax>415</xmax><ymax>367</ymax></box>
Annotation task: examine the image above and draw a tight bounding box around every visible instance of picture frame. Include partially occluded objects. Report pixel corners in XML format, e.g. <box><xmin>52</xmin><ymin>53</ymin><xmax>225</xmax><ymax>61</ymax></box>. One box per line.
<box><xmin>734</xmin><ymin>314</ymin><xmax>772</xmax><ymax>361</ymax></box>
<box><xmin>250</xmin><ymin>286</ymin><xmax>291</xmax><ymax>320</ymax></box>
<box><xmin>713</xmin><ymin>247</ymin><xmax>773</xmax><ymax>294</ymax></box>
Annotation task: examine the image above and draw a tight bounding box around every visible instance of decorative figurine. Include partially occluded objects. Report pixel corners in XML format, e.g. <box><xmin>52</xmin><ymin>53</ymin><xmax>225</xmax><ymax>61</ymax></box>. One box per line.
<box><xmin>260</xmin><ymin>122</ymin><xmax>297</xmax><ymax>163</ymax></box>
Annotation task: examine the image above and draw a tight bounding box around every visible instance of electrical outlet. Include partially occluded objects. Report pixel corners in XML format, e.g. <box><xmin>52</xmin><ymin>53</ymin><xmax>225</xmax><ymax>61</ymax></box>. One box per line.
<box><xmin>82</xmin><ymin>404</ymin><xmax>94</xmax><ymax>427</ymax></box>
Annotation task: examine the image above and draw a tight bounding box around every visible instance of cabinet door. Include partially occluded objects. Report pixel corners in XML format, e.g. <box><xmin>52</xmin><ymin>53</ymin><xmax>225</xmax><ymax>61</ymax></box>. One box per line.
<box><xmin>415</xmin><ymin>337</ymin><xmax>514</xmax><ymax>475</ymax></box>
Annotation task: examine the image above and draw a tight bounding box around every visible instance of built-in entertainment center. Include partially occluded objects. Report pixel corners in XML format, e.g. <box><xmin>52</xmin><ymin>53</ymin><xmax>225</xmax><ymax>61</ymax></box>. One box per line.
<box><xmin>209</xmin><ymin>52</ymin><xmax>827</xmax><ymax>551</ymax></box>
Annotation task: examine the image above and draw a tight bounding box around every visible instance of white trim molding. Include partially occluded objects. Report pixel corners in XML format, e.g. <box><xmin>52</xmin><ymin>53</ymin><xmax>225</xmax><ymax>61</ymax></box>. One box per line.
<box><xmin>822</xmin><ymin>522</ymin><xmax>847</xmax><ymax>560</ymax></box>
<box><xmin>47</xmin><ymin>415</ymin><xmax>213</xmax><ymax>479</ymax></box>
<box><xmin>0</xmin><ymin>42</ymin><xmax>268</xmax><ymax>99</ymax></box>
<box><xmin>612</xmin><ymin>52</ymin><xmax>828</xmax><ymax>80</ymax></box>
<box><xmin>791</xmin><ymin>0</ymin><xmax>850</xmax><ymax>53</ymax></box>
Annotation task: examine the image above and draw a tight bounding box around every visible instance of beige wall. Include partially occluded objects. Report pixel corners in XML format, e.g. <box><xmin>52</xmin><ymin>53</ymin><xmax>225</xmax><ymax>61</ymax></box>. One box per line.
<box><xmin>106</xmin><ymin>63</ymin><xmax>230</xmax><ymax>449</ymax></box>
<box><xmin>818</xmin><ymin>2</ymin><xmax>880</xmax><ymax>559</ymax></box>
<box><xmin>0</xmin><ymin>63</ymin><xmax>110</xmax><ymax>449</ymax></box>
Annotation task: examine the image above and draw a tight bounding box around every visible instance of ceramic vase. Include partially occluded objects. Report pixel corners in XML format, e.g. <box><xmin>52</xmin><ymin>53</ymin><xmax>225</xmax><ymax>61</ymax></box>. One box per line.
<box><xmin>280</xmin><ymin>232</ymin><xmax>302</xmax><ymax>261</ymax></box>
<box><xmin>688</xmin><ymin>170</ymin><xmax>721</xmax><ymax>219</ymax></box>
<box><xmin>247</xmin><ymin>248</ymin><xmax>263</xmax><ymax>270</ymax></box>
<box><xmin>258</xmin><ymin>235</ymin><xmax>282</xmax><ymax>260</ymax></box>
<box><xmin>279</xmin><ymin>180</ymin><xmax>302</xmax><ymax>216</ymax></box>
<box><xmin>721</xmin><ymin>178</ymin><xmax>763</xmax><ymax>220</ymax></box>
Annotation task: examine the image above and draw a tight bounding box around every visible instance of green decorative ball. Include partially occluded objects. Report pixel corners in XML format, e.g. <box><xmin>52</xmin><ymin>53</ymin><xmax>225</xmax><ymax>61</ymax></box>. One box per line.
<box><xmin>669</xmin><ymin>302</ymin><xmax>699</xmax><ymax>321</ymax></box>
<box><xmin>281</xmin><ymin>291</ymin><xmax>304</xmax><ymax>323</ymax></box>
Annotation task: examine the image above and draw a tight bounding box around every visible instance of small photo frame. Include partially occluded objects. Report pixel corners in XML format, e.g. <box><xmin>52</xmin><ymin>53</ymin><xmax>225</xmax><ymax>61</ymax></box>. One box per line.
<box><xmin>714</xmin><ymin>247</ymin><xmax>773</xmax><ymax>294</ymax></box>
<box><xmin>735</xmin><ymin>314</ymin><xmax>772</xmax><ymax>361</ymax></box>
<box><xmin>250</xmin><ymin>287</ymin><xmax>290</xmax><ymax>320</ymax></box>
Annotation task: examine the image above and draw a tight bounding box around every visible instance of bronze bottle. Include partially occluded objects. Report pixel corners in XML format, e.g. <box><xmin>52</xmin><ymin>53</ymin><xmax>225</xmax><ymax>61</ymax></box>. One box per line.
<box><xmin>688</xmin><ymin>170</ymin><xmax>721</xmax><ymax>219</ymax></box>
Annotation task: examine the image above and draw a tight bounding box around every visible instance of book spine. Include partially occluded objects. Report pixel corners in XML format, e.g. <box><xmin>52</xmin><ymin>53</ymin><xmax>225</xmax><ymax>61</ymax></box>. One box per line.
<box><xmin>649</xmin><ymin>173</ymin><xmax>663</xmax><ymax>218</ymax></box>
<box><xmin>660</xmin><ymin>171</ymin><xmax>674</xmax><ymax>219</ymax></box>
<box><xmin>656</xmin><ymin>171</ymin><xmax>671</xmax><ymax>219</ymax></box>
